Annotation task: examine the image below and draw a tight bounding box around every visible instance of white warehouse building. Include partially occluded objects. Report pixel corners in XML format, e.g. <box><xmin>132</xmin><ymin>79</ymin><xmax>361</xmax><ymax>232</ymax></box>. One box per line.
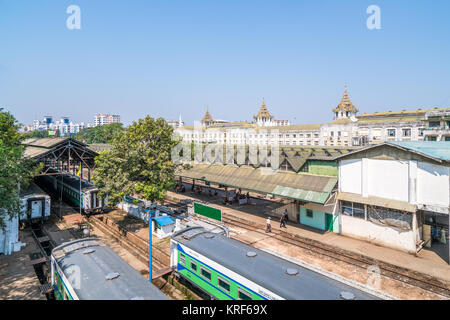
<box><xmin>334</xmin><ymin>141</ymin><xmax>449</xmax><ymax>261</ymax></box>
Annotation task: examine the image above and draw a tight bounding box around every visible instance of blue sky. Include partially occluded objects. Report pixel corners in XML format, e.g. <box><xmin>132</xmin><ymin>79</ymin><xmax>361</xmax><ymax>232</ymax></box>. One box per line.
<box><xmin>1</xmin><ymin>0</ymin><xmax>449</xmax><ymax>126</ymax></box>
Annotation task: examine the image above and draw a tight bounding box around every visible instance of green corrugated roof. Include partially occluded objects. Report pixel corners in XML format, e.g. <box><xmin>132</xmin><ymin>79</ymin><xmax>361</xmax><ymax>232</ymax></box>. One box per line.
<box><xmin>177</xmin><ymin>164</ymin><xmax>337</xmax><ymax>204</ymax></box>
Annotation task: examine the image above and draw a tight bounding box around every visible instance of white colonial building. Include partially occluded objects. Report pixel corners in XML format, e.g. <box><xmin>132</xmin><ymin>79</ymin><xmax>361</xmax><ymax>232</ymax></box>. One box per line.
<box><xmin>175</xmin><ymin>87</ymin><xmax>450</xmax><ymax>147</ymax></box>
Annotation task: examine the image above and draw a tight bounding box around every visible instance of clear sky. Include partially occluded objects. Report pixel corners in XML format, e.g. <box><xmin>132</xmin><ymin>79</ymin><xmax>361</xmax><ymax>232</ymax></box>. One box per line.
<box><xmin>1</xmin><ymin>0</ymin><xmax>449</xmax><ymax>126</ymax></box>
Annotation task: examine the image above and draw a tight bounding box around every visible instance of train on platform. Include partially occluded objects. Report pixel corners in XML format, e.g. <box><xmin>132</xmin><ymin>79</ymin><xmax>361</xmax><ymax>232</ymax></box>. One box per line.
<box><xmin>50</xmin><ymin>238</ymin><xmax>169</xmax><ymax>300</ymax></box>
<box><xmin>19</xmin><ymin>182</ymin><xmax>51</xmax><ymax>224</ymax></box>
<box><xmin>170</xmin><ymin>227</ymin><xmax>382</xmax><ymax>300</ymax></box>
<box><xmin>40</xmin><ymin>170</ymin><xmax>104</xmax><ymax>215</ymax></box>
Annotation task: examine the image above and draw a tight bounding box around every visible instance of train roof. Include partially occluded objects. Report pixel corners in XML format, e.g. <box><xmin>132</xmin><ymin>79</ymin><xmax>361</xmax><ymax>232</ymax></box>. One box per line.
<box><xmin>45</xmin><ymin>169</ymin><xmax>97</xmax><ymax>191</ymax></box>
<box><xmin>20</xmin><ymin>182</ymin><xmax>50</xmax><ymax>198</ymax></box>
<box><xmin>51</xmin><ymin>238</ymin><xmax>169</xmax><ymax>300</ymax></box>
<box><xmin>172</xmin><ymin>227</ymin><xmax>381</xmax><ymax>300</ymax></box>
<box><xmin>60</xmin><ymin>174</ymin><xmax>97</xmax><ymax>191</ymax></box>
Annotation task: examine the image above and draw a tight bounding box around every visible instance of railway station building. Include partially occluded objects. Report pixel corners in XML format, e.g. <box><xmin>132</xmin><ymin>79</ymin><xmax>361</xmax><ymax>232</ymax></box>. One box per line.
<box><xmin>175</xmin><ymin>145</ymin><xmax>349</xmax><ymax>232</ymax></box>
<box><xmin>0</xmin><ymin>138</ymin><xmax>100</xmax><ymax>256</ymax></box>
<box><xmin>334</xmin><ymin>141</ymin><xmax>450</xmax><ymax>261</ymax></box>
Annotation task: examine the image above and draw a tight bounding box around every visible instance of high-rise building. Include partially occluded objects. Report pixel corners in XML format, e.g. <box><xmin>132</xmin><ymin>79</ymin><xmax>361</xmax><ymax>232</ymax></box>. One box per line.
<box><xmin>94</xmin><ymin>113</ymin><xmax>121</xmax><ymax>126</ymax></box>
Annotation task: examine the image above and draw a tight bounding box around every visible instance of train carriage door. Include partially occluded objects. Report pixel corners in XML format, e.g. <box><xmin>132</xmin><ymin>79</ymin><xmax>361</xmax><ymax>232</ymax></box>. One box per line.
<box><xmin>91</xmin><ymin>192</ymin><xmax>98</xmax><ymax>209</ymax></box>
<box><xmin>31</xmin><ymin>200</ymin><xmax>42</xmax><ymax>219</ymax></box>
<box><xmin>83</xmin><ymin>193</ymin><xmax>90</xmax><ymax>210</ymax></box>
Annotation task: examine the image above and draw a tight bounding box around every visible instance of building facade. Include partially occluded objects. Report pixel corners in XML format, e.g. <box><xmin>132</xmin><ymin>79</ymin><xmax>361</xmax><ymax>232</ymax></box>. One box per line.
<box><xmin>27</xmin><ymin>116</ymin><xmax>88</xmax><ymax>136</ymax></box>
<box><xmin>175</xmin><ymin>88</ymin><xmax>450</xmax><ymax>147</ymax></box>
<box><xmin>94</xmin><ymin>113</ymin><xmax>121</xmax><ymax>126</ymax></box>
<box><xmin>335</xmin><ymin>142</ymin><xmax>449</xmax><ymax>255</ymax></box>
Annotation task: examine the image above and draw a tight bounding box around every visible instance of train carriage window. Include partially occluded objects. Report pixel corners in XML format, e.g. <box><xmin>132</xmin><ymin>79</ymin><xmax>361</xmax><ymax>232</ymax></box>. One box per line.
<box><xmin>217</xmin><ymin>276</ymin><xmax>231</xmax><ymax>293</ymax></box>
<box><xmin>200</xmin><ymin>267</ymin><xmax>212</xmax><ymax>281</ymax></box>
<box><xmin>179</xmin><ymin>253</ymin><xmax>186</xmax><ymax>265</ymax></box>
<box><xmin>190</xmin><ymin>261</ymin><xmax>197</xmax><ymax>271</ymax></box>
<box><xmin>238</xmin><ymin>288</ymin><xmax>252</xmax><ymax>300</ymax></box>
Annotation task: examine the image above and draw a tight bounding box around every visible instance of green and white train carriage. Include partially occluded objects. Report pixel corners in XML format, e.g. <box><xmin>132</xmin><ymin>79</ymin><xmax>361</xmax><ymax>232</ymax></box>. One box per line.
<box><xmin>41</xmin><ymin>171</ymin><xmax>104</xmax><ymax>214</ymax></box>
<box><xmin>51</xmin><ymin>238</ymin><xmax>169</xmax><ymax>300</ymax></box>
<box><xmin>170</xmin><ymin>227</ymin><xmax>381</xmax><ymax>300</ymax></box>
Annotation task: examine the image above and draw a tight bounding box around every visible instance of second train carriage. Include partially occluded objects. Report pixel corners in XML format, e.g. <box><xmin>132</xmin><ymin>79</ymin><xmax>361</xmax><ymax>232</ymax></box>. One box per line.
<box><xmin>51</xmin><ymin>238</ymin><xmax>169</xmax><ymax>300</ymax></box>
<box><xmin>40</xmin><ymin>170</ymin><xmax>104</xmax><ymax>214</ymax></box>
<box><xmin>19</xmin><ymin>182</ymin><xmax>51</xmax><ymax>223</ymax></box>
<box><xmin>170</xmin><ymin>227</ymin><xmax>381</xmax><ymax>300</ymax></box>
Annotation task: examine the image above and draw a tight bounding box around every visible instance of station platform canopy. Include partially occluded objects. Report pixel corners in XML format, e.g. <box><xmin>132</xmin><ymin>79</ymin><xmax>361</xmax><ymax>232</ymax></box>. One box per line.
<box><xmin>176</xmin><ymin>164</ymin><xmax>337</xmax><ymax>204</ymax></box>
<box><xmin>22</xmin><ymin>137</ymin><xmax>99</xmax><ymax>175</ymax></box>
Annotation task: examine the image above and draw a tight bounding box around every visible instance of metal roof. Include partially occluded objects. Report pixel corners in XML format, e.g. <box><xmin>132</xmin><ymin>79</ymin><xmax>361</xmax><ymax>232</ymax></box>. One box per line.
<box><xmin>51</xmin><ymin>238</ymin><xmax>169</xmax><ymax>300</ymax></box>
<box><xmin>334</xmin><ymin>141</ymin><xmax>450</xmax><ymax>164</ymax></box>
<box><xmin>21</xmin><ymin>138</ymin><xmax>99</xmax><ymax>170</ymax></box>
<box><xmin>177</xmin><ymin>164</ymin><xmax>337</xmax><ymax>204</ymax></box>
<box><xmin>19</xmin><ymin>182</ymin><xmax>50</xmax><ymax>198</ymax></box>
<box><xmin>388</xmin><ymin>141</ymin><xmax>450</xmax><ymax>162</ymax></box>
<box><xmin>337</xmin><ymin>192</ymin><xmax>417</xmax><ymax>213</ymax></box>
<box><xmin>154</xmin><ymin>216</ymin><xmax>174</xmax><ymax>226</ymax></box>
<box><xmin>172</xmin><ymin>227</ymin><xmax>379</xmax><ymax>300</ymax></box>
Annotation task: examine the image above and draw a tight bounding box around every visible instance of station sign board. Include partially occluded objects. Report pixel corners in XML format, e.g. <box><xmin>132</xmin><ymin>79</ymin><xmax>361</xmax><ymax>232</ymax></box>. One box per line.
<box><xmin>193</xmin><ymin>202</ymin><xmax>222</xmax><ymax>222</ymax></box>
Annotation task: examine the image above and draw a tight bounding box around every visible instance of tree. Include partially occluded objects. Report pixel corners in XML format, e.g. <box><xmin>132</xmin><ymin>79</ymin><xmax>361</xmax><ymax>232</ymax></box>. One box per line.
<box><xmin>93</xmin><ymin>116</ymin><xmax>181</xmax><ymax>206</ymax></box>
<box><xmin>73</xmin><ymin>123</ymin><xmax>124</xmax><ymax>144</ymax></box>
<box><xmin>21</xmin><ymin>130</ymin><xmax>49</xmax><ymax>139</ymax></box>
<box><xmin>0</xmin><ymin>109</ymin><xmax>40</xmax><ymax>227</ymax></box>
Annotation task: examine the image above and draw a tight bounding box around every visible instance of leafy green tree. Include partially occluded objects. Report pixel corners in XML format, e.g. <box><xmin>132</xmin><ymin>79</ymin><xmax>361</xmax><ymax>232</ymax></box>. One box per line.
<box><xmin>93</xmin><ymin>116</ymin><xmax>181</xmax><ymax>206</ymax></box>
<box><xmin>0</xmin><ymin>109</ymin><xmax>40</xmax><ymax>227</ymax></box>
<box><xmin>21</xmin><ymin>130</ymin><xmax>49</xmax><ymax>139</ymax></box>
<box><xmin>74</xmin><ymin>123</ymin><xmax>124</xmax><ymax>144</ymax></box>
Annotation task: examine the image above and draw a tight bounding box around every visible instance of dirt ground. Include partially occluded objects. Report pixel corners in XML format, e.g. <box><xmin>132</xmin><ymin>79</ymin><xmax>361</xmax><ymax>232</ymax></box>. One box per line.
<box><xmin>0</xmin><ymin>230</ymin><xmax>45</xmax><ymax>300</ymax></box>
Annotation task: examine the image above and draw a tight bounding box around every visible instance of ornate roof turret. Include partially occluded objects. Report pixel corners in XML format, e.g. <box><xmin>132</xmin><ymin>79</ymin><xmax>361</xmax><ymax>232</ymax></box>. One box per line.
<box><xmin>332</xmin><ymin>86</ymin><xmax>359</xmax><ymax>113</ymax></box>
<box><xmin>253</xmin><ymin>97</ymin><xmax>274</xmax><ymax>120</ymax></box>
<box><xmin>201</xmin><ymin>106</ymin><xmax>213</xmax><ymax>124</ymax></box>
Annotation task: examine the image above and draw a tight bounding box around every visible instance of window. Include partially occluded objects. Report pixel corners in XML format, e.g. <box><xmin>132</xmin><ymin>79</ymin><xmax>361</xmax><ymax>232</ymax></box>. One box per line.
<box><xmin>429</xmin><ymin>121</ymin><xmax>440</xmax><ymax>128</ymax></box>
<box><xmin>200</xmin><ymin>267</ymin><xmax>212</xmax><ymax>281</ymax></box>
<box><xmin>338</xmin><ymin>131</ymin><xmax>341</xmax><ymax>137</ymax></box>
<box><xmin>306</xmin><ymin>209</ymin><xmax>313</xmax><ymax>218</ymax></box>
<box><xmin>330</xmin><ymin>131</ymin><xmax>334</xmax><ymax>137</ymax></box>
<box><xmin>341</xmin><ymin>201</ymin><xmax>365</xmax><ymax>219</ymax></box>
<box><xmin>179</xmin><ymin>253</ymin><xmax>186</xmax><ymax>265</ymax></box>
<box><xmin>238</xmin><ymin>288</ymin><xmax>252</xmax><ymax>300</ymax></box>
<box><xmin>402</xmin><ymin>128</ymin><xmax>411</xmax><ymax>137</ymax></box>
<box><xmin>418</xmin><ymin>128</ymin><xmax>424</xmax><ymax>137</ymax></box>
<box><xmin>217</xmin><ymin>276</ymin><xmax>231</xmax><ymax>292</ymax></box>
<box><xmin>387</xmin><ymin>129</ymin><xmax>396</xmax><ymax>137</ymax></box>
<box><xmin>190</xmin><ymin>261</ymin><xmax>197</xmax><ymax>271</ymax></box>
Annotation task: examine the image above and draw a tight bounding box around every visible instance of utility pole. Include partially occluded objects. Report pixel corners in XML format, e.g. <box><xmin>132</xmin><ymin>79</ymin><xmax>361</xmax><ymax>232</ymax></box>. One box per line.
<box><xmin>148</xmin><ymin>209</ymin><xmax>155</xmax><ymax>283</ymax></box>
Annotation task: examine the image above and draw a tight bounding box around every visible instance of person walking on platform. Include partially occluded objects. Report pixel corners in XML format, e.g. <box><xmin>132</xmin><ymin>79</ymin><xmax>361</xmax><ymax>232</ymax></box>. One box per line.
<box><xmin>266</xmin><ymin>217</ymin><xmax>272</xmax><ymax>233</ymax></box>
<box><xmin>280</xmin><ymin>210</ymin><xmax>287</xmax><ymax>228</ymax></box>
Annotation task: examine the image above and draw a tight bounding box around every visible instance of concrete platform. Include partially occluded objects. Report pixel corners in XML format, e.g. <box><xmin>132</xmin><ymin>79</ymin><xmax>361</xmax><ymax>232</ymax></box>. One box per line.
<box><xmin>0</xmin><ymin>230</ymin><xmax>45</xmax><ymax>300</ymax></box>
<box><xmin>167</xmin><ymin>189</ymin><xmax>450</xmax><ymax>285</ymax></box>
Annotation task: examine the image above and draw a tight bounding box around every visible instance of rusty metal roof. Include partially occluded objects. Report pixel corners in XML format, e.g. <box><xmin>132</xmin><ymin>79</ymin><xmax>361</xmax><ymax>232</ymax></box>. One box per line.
<box><xmin>337</xmin><ymin>192</ymin><xmax>416</xmax><ymax>213</ymax></box>
<box><xmin>177</xmin><ymin>164</ymin><xmax>337</xmax><ymax>204</ymax></box>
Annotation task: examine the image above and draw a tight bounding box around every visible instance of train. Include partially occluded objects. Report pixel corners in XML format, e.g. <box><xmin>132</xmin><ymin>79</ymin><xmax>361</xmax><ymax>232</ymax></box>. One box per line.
<box><xmin>40</xmin><ymin>170</ymin><xmax>104</xmax><ymax>215</ymax></box>
<box><xmin>170</xmin><ymin>226</ymin><xmax>382</xmax><ymax>300</ymax></box>
<box><xmin>19</xmin><ymin>182</ymin><xmax>51</xmax><ymax>224</ymax></box>
<box><xmin>50</xmin><ymin>238</ymin><xmax>169</xmax><ymax>300</ymax></box>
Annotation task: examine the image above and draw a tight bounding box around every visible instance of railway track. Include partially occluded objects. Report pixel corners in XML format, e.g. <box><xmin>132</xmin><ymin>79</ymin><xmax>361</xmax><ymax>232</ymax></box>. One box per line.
<box><xmin>165</xmin><ymin>198</ymin><xmax>450</xmax><ymax>299</ymax></box>
<box><xmin>88</xmin><ymin>215</ymin><xmax>170</xmax><ymax>271</ymax></box>
<box><xmin>87</xmin><ymin>213</ymin><xmax>203</xmax><ymax>300</ymax></box>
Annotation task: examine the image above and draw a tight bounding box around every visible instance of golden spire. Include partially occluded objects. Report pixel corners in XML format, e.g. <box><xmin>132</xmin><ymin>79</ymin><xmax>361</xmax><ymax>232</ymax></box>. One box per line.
<box><xmin>201</xmin><ymin>105</ymin><xmax>213</xmax><ymax>123</ymax></box>
<box><xmin>332</xmin><ymin>86</ymin><xmax>359</xmax><ymax>113</ymax></box>
<box><xmin>254</xmin><ymin>97</ymin><xmax>274</xmax><ymax>120</ymax></box>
